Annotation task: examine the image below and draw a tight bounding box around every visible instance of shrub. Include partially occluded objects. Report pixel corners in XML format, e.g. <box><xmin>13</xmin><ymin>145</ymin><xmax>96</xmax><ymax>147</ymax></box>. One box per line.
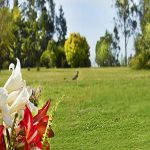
<box><xmin>40</xmin><ymin>50</ymin><xmax>56</xmax><ymax>68</ymax></box>
<box><xmin>2</xmin><ymin>61</ymin><xmax>9</xmax><ymax>69</ymax></box>
<box><xmin>65</xmin><ymin>33</ymin><xmax>91</xmax><ymax>67</ymax></box>
<box><xmin>129</xmin><ymin>53</ymin><xmax>148</xmax><ymax>69</ymax></box>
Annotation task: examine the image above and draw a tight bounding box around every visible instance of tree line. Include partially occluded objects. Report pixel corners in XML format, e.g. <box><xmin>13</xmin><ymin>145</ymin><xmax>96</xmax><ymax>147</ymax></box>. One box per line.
<box><xmin>96</xmin><ymin>0</ymin><xmax>150</xmax><ymax>69</ymax></box>
<box><xmin>1</xmin><ymin>0</ymin><xmax>149</xmax><ymax>69</ymax></box>
<box><xmin>0</xmin><ymin>0</ymin><xmax>68</xmax><ymax>70</ymax></box>
<box><xmin>0</xmin><ymin>0</ymin><xmax>91</xmax><ymax>70</ymax></box>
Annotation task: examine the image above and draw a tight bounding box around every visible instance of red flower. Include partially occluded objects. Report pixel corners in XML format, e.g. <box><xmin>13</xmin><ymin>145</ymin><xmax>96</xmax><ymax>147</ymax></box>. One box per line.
<box><xmin>19</xmin><ymin>106</ymin><xmax>42</xmax><ymax>150</ymax></box>
<box><xmin>0</xmin><ymin>125</ymin><xmax>6</xmax><ymax>150</ymax></box>
<box><xmin>17</xmin><ymin>100</ymin><xmax>54</xmax><ymax>150</ymax></box>
<box><xmin>33</xmin><ymin>100</ymin><xmax>54</xmax><ymax>140</ymax></box>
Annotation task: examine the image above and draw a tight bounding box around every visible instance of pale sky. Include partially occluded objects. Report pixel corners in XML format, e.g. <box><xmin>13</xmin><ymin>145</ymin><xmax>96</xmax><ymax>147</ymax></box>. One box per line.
<box><xmin>55</xmin><ymin>0</ymin><xmax>135</xmax><ymax>66</ymax></box>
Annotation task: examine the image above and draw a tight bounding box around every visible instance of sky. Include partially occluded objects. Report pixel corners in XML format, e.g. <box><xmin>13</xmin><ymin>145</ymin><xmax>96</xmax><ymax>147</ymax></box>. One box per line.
<box><xmin>54</xmin><ymin>0</ymin><xmax>135</xmax><ymax>66</ymax></box>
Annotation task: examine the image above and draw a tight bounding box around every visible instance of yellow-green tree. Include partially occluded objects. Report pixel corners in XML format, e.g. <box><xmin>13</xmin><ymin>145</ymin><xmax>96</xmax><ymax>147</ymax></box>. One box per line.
<box><xmin>64</xmin><ymin>33</ymin><xmax>91</xmax><ymax>67</ymax></box>
<box><xmin>96</xmin><ymin>31</ymin><xmax>116</xmax><ymax>67</ymax></box>
<box><xmin>129</xmin><ymin>0</ymin><xmax>150</xmax><ymax>69</ymax></box>
<box><xmin>0</xmin><ymin>7</ymin><xmax>14</xmax><ymax>70</ymax></box>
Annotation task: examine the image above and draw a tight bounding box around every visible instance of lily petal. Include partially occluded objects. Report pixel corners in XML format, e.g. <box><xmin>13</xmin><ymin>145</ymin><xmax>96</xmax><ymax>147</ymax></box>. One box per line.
<box><xmin>4</xmin><ymin>58</ymin><xmax>24</xmax><ymax>93</ymax></box>
<box><xmin>7</xmin><ymin>90</ymin><xmax>20</xmax><ymax>105</ymax></box>
<box><xmin>9</xmin><ymin>87</ymin><xmax>29</xmax><ymax>114</ymax></box>
<box><xmin>9</xmin><ymin>63</ymin><xmax>15</xmax><ymax>71</ymax></box>
<box><xmin>2</xmin><ymin>106</ymin><xmax>13</xmax><ymax>127</ymax></box>
<box><xmin>0</xmin><ymin>88</ymin><xmax>8</xmax><ymax>108</ymax></box>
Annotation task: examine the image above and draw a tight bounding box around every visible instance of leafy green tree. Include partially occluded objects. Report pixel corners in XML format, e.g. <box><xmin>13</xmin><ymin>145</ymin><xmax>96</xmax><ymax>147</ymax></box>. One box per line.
<box><xmin>112</xmin><ymin>25</ymin><xmax>120</xmax><ymax>64</ymax></box>
<box><xmin>0</xmin><ymin>0</ymin><xmax>9</xmax><ymax>8</ymax></box>
<box><xmin>47</xmin><ymin>0</ymin><xmax>55</xmax><ymax>24</ymax></box>
<box><xmin>40</xmin><ymin>40</ymin><xmax>56</xmax><ymax>68</ymax></box>
<box><xmin>139</xmin><ymin>0</ymin><xmax>150</xmax><ymax>32</ymax></box>
<box><xmin>0</xmin><ymin>0</ymin><xmax>68</xmax><ymax>70</ymax></box>
<box><xmin>65</xmin><ymin>33</ymin><xmax>91</xmax><ymax>67</ymax></box>
<box><xmin>12</xmin><ymin>4</ymin><xmax>22</xmax><ymax>61</ymax></box>
<box><xmin>54</xmin><ymin>45</ymin><xmax>69</xmax><ymax>68</ymax></box>
<box><xmin>96</xmin><ymin>31</ymin><xmax>116</xmax><ymax>67</ymax></box>
<box><xmin>129</xmin><ymin>0</ymin><xmax>150</xmax><ymax>69</ymax></box>
<box><xmin>114</xmin><ymin>0</ymin><xmax>139</xmax><ymax>66</ymax></box>
<box><xmin>56</xmin><ymin>5</ymin><xmax>67</xmax><ymax>44</ymax></box>
<box><xmin>0</xmin><ymin>7</ymin><xmax>14</xmax><ymax>70</ymax></box>
<box><xmin>37</xmin><ymin>0</ymin><xmax>55</xmax><ymax>50</ymax></box>
<box><xmin>19</xmin><ymin>0</ymin><xmax>45</xmax><ymax>71</ymax></box>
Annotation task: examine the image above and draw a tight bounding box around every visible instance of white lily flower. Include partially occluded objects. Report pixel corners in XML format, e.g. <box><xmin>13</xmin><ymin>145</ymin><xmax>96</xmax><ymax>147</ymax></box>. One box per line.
<box><xmin>0</xmin><ymin>58</ymin><xmax>37</xmax><ymax>127</ymax></box>
<box><xmin>4</xmin><ymin>58</ymin><xmax>24</xmax><ymax>93</ymax></box>
<box><xmin>0</xmin><ymin>88</ymin><xmax>8</xmax><ymax>107</ymax></box>
<box><xmin>7</xmin><ymin>90</ymin><xmax>20</xmax><ymax>105</ymax></box>
<box><xmin>0</xmin><ymin>88</ymin><xmax>13</xmax><ymax>126</ymax></box>
<box><xmin>9</xmin><ymin>87</ymin><xmax>29</xmax><ymax>113</ymax></box>
<box><xmin>2</xmin><ymin>105</ymin><xmax>13</xmax><ymax>127</ymax></box>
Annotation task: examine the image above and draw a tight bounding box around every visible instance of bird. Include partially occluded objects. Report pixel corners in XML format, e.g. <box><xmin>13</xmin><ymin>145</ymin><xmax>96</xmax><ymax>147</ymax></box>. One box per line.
<box><xmin>72</xmin><ymin>71</ymin><xmax>79</xmax><ymax>80</ymax></box>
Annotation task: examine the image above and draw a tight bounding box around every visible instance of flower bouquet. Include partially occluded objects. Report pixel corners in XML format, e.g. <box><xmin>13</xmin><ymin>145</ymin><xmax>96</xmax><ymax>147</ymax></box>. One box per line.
<box><xmin>0</xmin><ymin>59</ymin><xmax>54</xmax><ymax>150</ymax></box>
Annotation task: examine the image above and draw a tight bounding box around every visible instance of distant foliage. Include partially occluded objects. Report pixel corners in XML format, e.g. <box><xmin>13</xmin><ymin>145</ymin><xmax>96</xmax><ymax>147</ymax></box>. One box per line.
<box><xmin>40</xmin><ymin>40</ymin><xmax>68</xmax><ymax>68</ymax></box>
<box><xmin>114</xmin><ymin>0</ymin><xmax>139</xmax><ymax>66</ymax></box>
<box><xmin>0</xmin><ymin>7</ymin><xmax>14</xmax><ymax>70</ymax></box>
<box><xmin>64</xmin><ymin>33</ymin><xmax>91</xmax><ymax>67</ymax></box>
<box><xmin>130</xmin><ymin>1</ymin><xmax>150</xmax><ymax>69</ymax></box>
<box><xmin>56</xmin><ymin>5</ymin><xmax>67</xmax><ymax>44</ymax></box>
<box><xmin>54</xmin><ymin>45</ymin><xmax>69</xmax><ymax>68</ymax></box>
<box><xmin>40</xmin><ymin>50</ymin><xmax>56</xmax><ymax>68</ymax></box>
<box><xmin>40</xmin><ymin>40</ymin><xmax>56</xmax><ymax>68</ymax></box>
<box><xmin>96</xmin><ymin>31</ymin><xmax>119</xmax><ymax>67</ymax></box>
<box><xmin>0</xmin><ymin>0</ymin><xmax>67</xmax><ymax>70</ymax></box>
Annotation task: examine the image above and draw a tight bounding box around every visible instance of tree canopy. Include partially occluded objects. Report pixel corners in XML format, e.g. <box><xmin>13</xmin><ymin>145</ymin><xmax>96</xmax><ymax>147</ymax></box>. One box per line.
<box><xmin>65</xmin><ymin>33</ymin><xmax>91</xmax><ymax>67</ymax></box>
<box><xmin>0</xmin><ymin>0</ymin><xmax>68</xmax><ymax>70</ymax></box>
<box><xmin>129</xmin><ymin>0</ymin><xmax>150</xmax><ymax>69</ymax></box>
<box><xmin>96</xmin><ymin>31</ymin><xmax>119</xmax><ymax>67</ymax></box>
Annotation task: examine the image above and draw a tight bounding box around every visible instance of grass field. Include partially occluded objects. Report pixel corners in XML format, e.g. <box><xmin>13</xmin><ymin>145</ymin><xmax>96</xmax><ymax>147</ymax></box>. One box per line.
<box><xmin>1</xmin><ymin>67</ymin><xmax>150</xmax><ymax>149</ymax></box>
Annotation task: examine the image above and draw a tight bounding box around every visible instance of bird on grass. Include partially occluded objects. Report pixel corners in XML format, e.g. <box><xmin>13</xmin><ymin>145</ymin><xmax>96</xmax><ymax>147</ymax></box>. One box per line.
<box><xmin>72</xmin><ymin>71</ymin><xmax>79</xmax><ymax>80</ymax></box>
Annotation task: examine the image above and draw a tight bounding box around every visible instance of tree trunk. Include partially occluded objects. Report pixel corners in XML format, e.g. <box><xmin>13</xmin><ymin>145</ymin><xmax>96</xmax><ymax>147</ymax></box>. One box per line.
<box><xmin>124</xmin><ymin>17</ymin><xmax>127</xmax><ymax>66</ymax></box>
<box><xmin>125</xmin><ymin>32</ymin><xmax>127</xmax><ymax>66</ymax></box>
<box><xmin>36</xmin><ymin>60</ymin><xmax>40</xmax><ymax>71</ymax></box>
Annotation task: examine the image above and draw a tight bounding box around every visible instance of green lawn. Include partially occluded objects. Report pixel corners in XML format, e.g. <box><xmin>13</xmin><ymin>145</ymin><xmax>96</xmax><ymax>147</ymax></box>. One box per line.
<box><xmin>1</xmin><ymin>67</ymin><xmax>150</xmax><ymax>149</ymax></box>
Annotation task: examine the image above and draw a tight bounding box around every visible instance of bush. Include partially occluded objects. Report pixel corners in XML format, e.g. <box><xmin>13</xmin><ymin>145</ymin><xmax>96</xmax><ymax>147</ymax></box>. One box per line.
<box><xmin>129</xmin><ymin>53</ymin><xmax>148</xmax><ymax>69</ymax></box>
<box><xmin>54</xmin><ymin>45</ymin><xmax>69</xmax><ymax>68</ymax></box>
<box><xmin>40</xmin><ymin>50</ymin><xmax>56</xmax><ymax>68</ymax></box>
<box><xmin>65</xmin><ymin>33</ymin><xmax>91</xmax><ymax>67</ymax></box>
<box><xmin>2</xmin><ymin>61</ymin><xmax>9</xmax><ymax>69</ymax></box>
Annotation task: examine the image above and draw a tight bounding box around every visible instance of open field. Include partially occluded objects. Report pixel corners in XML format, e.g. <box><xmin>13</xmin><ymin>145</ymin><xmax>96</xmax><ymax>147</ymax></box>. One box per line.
<box><xmin>1</xmin><ymin>67</ymin><xmax>150</xmax><ymax>149</ymax></box>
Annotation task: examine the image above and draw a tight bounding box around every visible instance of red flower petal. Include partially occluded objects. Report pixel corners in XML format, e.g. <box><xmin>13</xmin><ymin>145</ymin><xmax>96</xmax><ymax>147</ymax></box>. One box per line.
<box><xmin>19</xmin><ymin>106</ymin><xmax>42</xmax><ymax>149</ymax></box>
<box><xmin>33</xmin><ymin>100</ymin><xmax>51</xmax><ymax>124</ymax></box>
<box><xmin>0</xmin><ymin>125</ymin><xmax>6</xmax><ymax>150</ymax></box>
<box><xmin>47</xmin><ymin>128</ymin><xmax>54</xmax><ymax>138</ymax></box>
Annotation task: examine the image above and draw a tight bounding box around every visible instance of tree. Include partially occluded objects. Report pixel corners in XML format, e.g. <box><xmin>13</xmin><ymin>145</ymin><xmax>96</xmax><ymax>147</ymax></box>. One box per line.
<box><xmin>64</xmin><ymin>33</ymin><xmax>91</xmax><ymax>67</ymax></box>
<box><xmin>95</xmin><ymin>31</ymin><xmax>117</xmax><ymax>67</ymax></box>
<box><xmin>129</xmin><ymin>0</ymin><xmax>150</xmax><ymax>69</ymax></box>
<box><xmin>54</xmin><ymin>45</ymin><xmax>69</xmax><ymax>68</ymax></box>
<box><xmin>0</xmin><ymin>7</ymin><xmax>14</xmax><ymax>70</ymax></box>
<box><xmin>0</xmin><ymin>0</ymin><xmax>9</xmax><ymax>8</ymax></box>
<box><xmin>21</xmin><ymin>0</ymin><xmax>39</xmax><ymax>71</ymax></box>
<box><xmin>54</xmin><ymin>5</ymin><xmax>67</xmax><ymax>67</ymax></box>
<box><xmin>112</xmin><ymin>25</ymin><xmax>121</xmax><ymax>64</ymax></box>
<box><xmin>12</xmin><ymin>4</ymin><xmax>22</xmax><ymax>61</ymax></box>
<box><xmin>56</xmin><ymin>5</ymin><xmax>67</xmax><ymax>44</ymax></box>
<box><xmin>114</xmin><ymin>0</ymin><xmax>139</xmax><ymax>66</ymax></box>
<box><xmin>36</xmin><ymin>0</ymin><xmax>55</xmax><ymax>51</ymax></box>
<box><xmin>140</xmin><ymin>0</ymin><xmax>150</xmax><ymax>32</ymax></box>
<box><xmin>40</xmin><ymin>40</ymin><xmax>56</xmax><ymax>68</ymax></box>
